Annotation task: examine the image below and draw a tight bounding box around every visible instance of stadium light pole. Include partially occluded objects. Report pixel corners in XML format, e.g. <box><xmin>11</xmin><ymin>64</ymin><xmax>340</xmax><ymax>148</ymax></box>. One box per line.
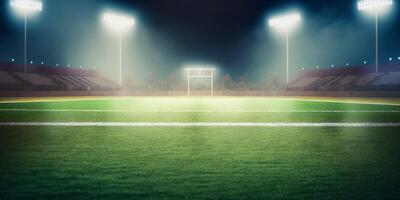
<box><xmin>358</xmin><ymin>0</ymin><xmax>393</xmax><ymax>73</ymax></box>
<box><xmin>10</xmin><ymin>0</ymin><xmax>42</xmax><ymax>73</ymax></box>
<box><xmin>103</xmin><ymin>12</ymin><xmax>135</xmax><ymax>86</ymax></box>
<box><xmin>268</xmin><ymin>12</ymin><xmax>301</xmax><ymax>84</ymax></box>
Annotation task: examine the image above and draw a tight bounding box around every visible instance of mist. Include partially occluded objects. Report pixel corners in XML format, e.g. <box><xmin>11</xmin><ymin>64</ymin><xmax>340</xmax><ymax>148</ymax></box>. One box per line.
<box><xmin>1</xmin><ymin>0</ymin><xmax>399</xmax><ymax>85</ymax></box>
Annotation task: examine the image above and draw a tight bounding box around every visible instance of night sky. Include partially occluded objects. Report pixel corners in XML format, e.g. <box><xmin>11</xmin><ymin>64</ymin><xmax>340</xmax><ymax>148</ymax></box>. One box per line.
<box><xmin>0</xmin><ymin>0</ymin><xmax>399</xmax><ymax>82</ymax></box>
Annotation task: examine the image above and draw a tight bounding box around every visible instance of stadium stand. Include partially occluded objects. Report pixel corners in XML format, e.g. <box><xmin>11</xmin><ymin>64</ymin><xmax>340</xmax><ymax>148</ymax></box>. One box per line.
<box><xmin>370</xmin><ymin>72</ymin><xmax>400</xmax><ymax>89</ymax></box>
<box><xmin>332</xmin><ymin>75</ymin><xmax>359</xmax><ymax>90</ymax></box>
<box><xmin>353</xmin><ymin>73</ymin><xmax>384</xmax><ymax>89</ymax></box>
<box><xmin>14</xmin><ymin>73</ymin><xmax>58</xmax><ymax>90</ymax></box>
<box><xmin>85</xmin><ymin>76</ymin><xmax>119</xmax><ymax>90</ymax></box>
<box><xmin>0</xmin><ymin>63</ymin><xmax>118</xmax><ymax>93</ymax></box>
<box><xmin>288</xmin><ymin>63</ymin><xmax>400</xmax><ymax>92</ymax></box>
<box><xmin>0</xmin><ymin>71</ymin><xmax>24</xmax><ymax>90</ymax></box>
<box><xmin>287</xmin><ymin>77</ymin><xmax>321</xmax><ymax>91</ymax></box>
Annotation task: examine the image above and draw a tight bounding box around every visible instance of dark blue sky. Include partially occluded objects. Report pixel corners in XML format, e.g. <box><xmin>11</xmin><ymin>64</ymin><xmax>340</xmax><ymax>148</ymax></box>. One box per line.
<box><xmin>0</xmin><ymin>0</ymin><xmax>399</xmax><ymax>81</ymax></box>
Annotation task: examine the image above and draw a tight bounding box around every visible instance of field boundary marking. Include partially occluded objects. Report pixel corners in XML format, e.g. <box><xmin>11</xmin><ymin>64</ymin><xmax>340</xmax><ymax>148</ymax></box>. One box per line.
<box><xmin>270</xmin><ymin>97</ymin><xmax>400</xmax><ymax>106</ymax></box>
<box><xmin>1</xmin><ymin>122</ymin><xmax>400</xmax><ymax>127</ymax></box>
<box><xmin>1</xmin><ymin>97</ymin><xmax>400</xmax><ymax>106</ymax></box>
<box><xmin>0</xmin><ymin>109</ymin><xmax>400</xmax><ymax>113</ymax></box>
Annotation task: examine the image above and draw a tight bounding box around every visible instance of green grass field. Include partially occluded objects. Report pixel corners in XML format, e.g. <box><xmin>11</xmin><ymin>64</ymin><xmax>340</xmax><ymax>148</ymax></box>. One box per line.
<box><xmin>1</xmin><ymin>97</ymin><xmax>400</xmax><ymax>199</ymax></box>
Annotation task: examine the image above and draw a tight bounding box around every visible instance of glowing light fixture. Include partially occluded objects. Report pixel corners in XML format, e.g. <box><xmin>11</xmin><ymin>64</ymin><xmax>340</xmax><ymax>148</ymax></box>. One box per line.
<box><xmin>358</xmin><ymin>0</ymin><xmax>393</xmax><ymax>73</ymax></box>
<box><xmin>269</xmin><ymin>12</ymin><xmax>301</xmax><ymax>32</ymax></box>
<box><xmin>358</xmin><ymin>0</ymin><xmax>393</xmax><ymax>13</ymax></box>
<box><xmin>10</xmin><ymin>0</ymin><xmax>42</xmax><ymax>73</ymax></box>
<box><xmin>268</xmin><ymin>12</ymin><xmax>301</xmax><ymax>84</ymax></box>
<box><xmin>103</xmin><ymin>12</ymin><xmax>135</xmax><ymax>31</ymax></box>
<box><xmin>10</xmin><ymin>0</ymin><xmax>42</xmax><ymax>12</ymax></box>
<box><xmin>102</xmin><ymin>11</ymin><xmax>136</xmax><ymax>86</ymax></box>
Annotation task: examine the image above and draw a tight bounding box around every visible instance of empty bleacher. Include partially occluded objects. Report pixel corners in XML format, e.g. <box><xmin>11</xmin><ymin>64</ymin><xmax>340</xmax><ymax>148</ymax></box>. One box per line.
<box><xmin>370</xmin><ymin>72</ymin><xmax>400</xmax><ymax>90</ymax></box>
<box><xmin>0</xmin><ymin>63</ymin><xmax>118</xmax><ymax>92</ymax></box>
<box><xmin>287</xmin><ymin>77</ymin><xmax>321</xmax><ymax>91</ymax></box>
<box><xmin>85</xmin><ymin>76</ymin><xmax>119</xmax><ymax>90</ymax></box>
<box><xmin>288</xmin><ymin>64</ymin><xmax>400</xmax><ymax>92</ymax></box>
<box><xmin>333</xmin><ymin>75</ymin><xmax>359</xmax><ymax>89</ymax></box>
<box><xmin>0</xmin><ymin>71</ymin><xmax>24</xmax><ymax>90</ymax></box>
<box><xmin>14</xmin><ymin>73</ymin><xmax>58</xmax><ymax>90</ymax></box>
<box><xmin>353</xmin><ymin>73</ymin><xmax>384</xmax><ymax>89</ymax></box>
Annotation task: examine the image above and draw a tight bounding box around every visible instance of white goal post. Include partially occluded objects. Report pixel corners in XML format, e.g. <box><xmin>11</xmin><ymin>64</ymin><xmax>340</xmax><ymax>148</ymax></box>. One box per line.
<box><xmin>184</xmin><ymin>67</ymin><xmax>216</xmax><ymax>96</ymax></box>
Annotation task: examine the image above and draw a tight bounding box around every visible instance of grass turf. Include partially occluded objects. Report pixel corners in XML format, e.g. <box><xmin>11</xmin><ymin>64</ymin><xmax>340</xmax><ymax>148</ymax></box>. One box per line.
<box><xmin>0</xmin><ymin>97</ymin><xmax>400</xmax><ymax>199</ymax></box>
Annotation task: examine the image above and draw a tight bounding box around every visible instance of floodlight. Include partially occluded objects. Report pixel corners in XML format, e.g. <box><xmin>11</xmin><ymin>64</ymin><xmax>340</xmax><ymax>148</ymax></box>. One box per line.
<box><xmin>389</xmin><ymin>57</ymin><xmax>393</xmax><ymax>61</ymax></box>
<box><xmin>102</xmin><ymin>11</ymin><xmax>136</xmax><ymax>86</ymax></box>
<box><xmin>269</xmin><ymin>12</ymin><xmax>301</xmax><ymax>32</ymax></box>
<box><xmin>11</xmin><ymin>58</ymin><xmax>15</xmax><ymax>62</ymax></box>
<box><xmin>268</xmin><ymin>12</ymin><xmax>301</xmax><ymax>84</ymax></box>
<box><xmin>398</xmin><ymin>57</ymin><xmax>400</xmax><ymax>60</ymax></box>
<box><xmin>10</xmin><ymin>0</ymin><xmax>42</xmax><ymax>73</ymax></box>
<box><xmin>358</xmin><ymin>0</ymin><xmax>393</xmax><ymax>13</ymax></box>
<box><xmin>10</xmin><ymin>0</ymin><xmax>42</xmax><ymax>12</ymax></box>
<box><xmin>103</xmin><ymin>12</ymin><xmax>135</xmax><ymax>32</ymax></box>
<box><xmin>358</xmin><ymin>0</ymin><xmax>393</xmax><ymax>73</ymax></box>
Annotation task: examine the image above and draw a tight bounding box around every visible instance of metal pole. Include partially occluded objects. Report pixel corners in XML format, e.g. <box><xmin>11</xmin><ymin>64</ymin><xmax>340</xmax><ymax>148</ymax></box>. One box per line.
<box><xmin>286</xmin><ymin>32</ymin><xmax>289</xmax><ymax>84</ymax></box>
<box><xmin>187</xmin><ymin>70</ymin><xmax>190</xmax><ymax>97</ymax></box>
<box><xmin>375</xmin><ymin>13</ymin><xmax>379</xmax><ymax>73</ymax></box>
<box><xmin>24</xmin><ymin>13</ymin><xmax>27</xmax><ymax>73</ymax></box>
<box><xmin>211</xmin><ymin>70</ymin><xmax>214</xmax><ymax>97</ymax></box>
<box><xmin>119</xmin><ymin>32</ymin><xmax>122</xmax><ymax>86</ymax></box>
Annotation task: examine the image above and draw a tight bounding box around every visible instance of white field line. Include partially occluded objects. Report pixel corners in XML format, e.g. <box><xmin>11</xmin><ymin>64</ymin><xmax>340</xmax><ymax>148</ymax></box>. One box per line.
<box><xmin>0</xmin><ymin>122</ymin><xmax>400</xmax><ymax>127</ymax></box>
<box><xmin>1</xmin><ymin>97</ymin><xmax>400</xmax><ymax>106</ymax></box>
<box><xmin>0</xmin><ymin>109</ymin><xmax>400</xmax><ymax>113</ymax></box>
<box><xmin>269</xmin><ymin>97</ymin><xmax>400</xmax><ymax>106</ymax></box>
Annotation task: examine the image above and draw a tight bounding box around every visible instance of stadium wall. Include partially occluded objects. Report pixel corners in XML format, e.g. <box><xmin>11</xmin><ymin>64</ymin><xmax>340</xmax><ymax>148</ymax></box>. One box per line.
<box><xmin>2</xmin><ymin>90</ymin><xmax>399</xmax><ymax>98</ymax></box>
<box><xmin>0</xmin><ymin>63</ymin><xmax>98</xmax><ymax>76</ymax></box>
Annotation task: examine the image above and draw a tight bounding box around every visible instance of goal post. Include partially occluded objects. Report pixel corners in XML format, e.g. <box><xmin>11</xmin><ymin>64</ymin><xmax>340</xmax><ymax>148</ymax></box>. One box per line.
<box><xmin>184</xmin><ymin>67</ymin><xmax>216</xmax><ymax>97</ymax></box>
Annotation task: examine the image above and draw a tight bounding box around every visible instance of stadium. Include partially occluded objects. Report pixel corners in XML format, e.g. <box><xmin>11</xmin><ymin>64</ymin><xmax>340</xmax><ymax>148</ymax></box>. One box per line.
<box><xmin>1</xmin><ymin>0</ymin><xmax>400</xmax><ymax>199</ymax></box>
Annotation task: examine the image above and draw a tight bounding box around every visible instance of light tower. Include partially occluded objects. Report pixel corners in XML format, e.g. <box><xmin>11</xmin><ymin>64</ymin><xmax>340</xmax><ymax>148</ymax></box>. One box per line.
<box><xmin>358</xmin><ymin>0</ymin><xmax>393</xmax><ymax>73</ymax></box>
<box><xmin>103</xmin><ymin>12</ymin><xmax>135</xmax><ymax>86</ymax></box>
<box><xmin>10</xmin><ymin>0</ymin><xmax>42</xmax><ymax>73</ymax></box>
<box><xmin>268</xmin><ymin>12</ymin><xmax>301</xmax><ymax>84</ymax></box>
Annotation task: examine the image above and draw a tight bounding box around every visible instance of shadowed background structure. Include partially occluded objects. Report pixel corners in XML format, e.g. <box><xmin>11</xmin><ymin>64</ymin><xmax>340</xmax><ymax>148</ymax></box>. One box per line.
<box><xmin>1</xmin><ymin>0</ymin><xmax>400</xmax><ymax>84</ymax></box>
